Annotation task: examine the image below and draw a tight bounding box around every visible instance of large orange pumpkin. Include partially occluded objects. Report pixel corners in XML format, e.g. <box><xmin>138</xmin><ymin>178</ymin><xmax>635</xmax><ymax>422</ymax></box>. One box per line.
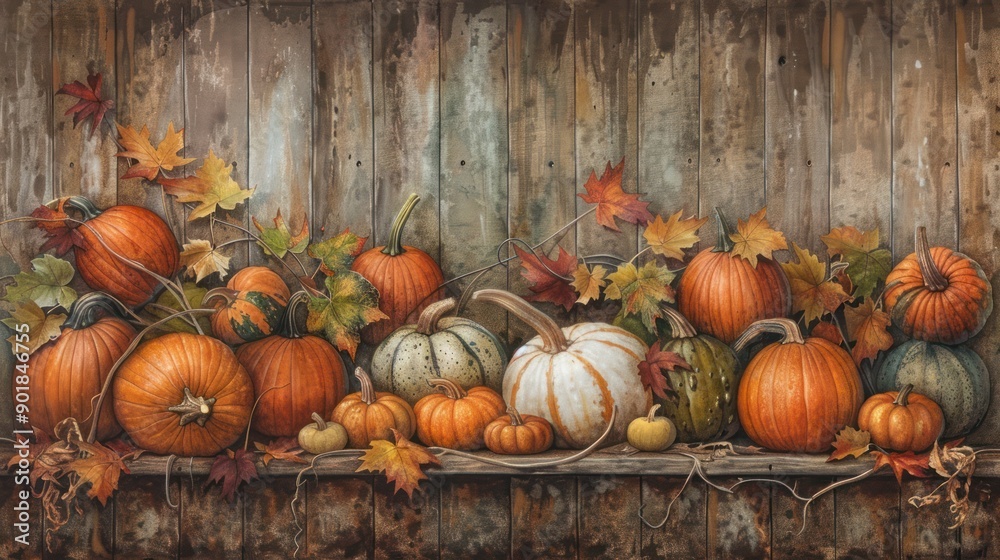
<box><xmin>884</xmin><ymin>227</ymin><xmax>993</xmax><ymax>345</ymax></box>
<box><xmin>235</xmin><ymin>292</ymin><xmax>347</xmax><ymax>437</ymax></box>
<box><xmin>113</xmin><ymin>333</ymin><xmax>254</xmax><ymax>456</ymax></box>
<box><xmin>66</xmin><ymin>196</ymin><xmax>179</xmax><ymax>306</ymax></box>
<box><xmin>351</xmin><ymin>193</ymin><xmax>444</xmax><ymax>345</ymax></box>
<box><xmin>734</xmin><ymin>318</ymin><xmax>863</xmax><ymax>453</ymax></box>
<box><xmin>206</xmin><ymin>266</ymin><xmax>290</xmax><ymax>345</ymax></box>
<box><xmin>677</xmin><ymin>208</ymin><xmax>790</xmax><ymax>344</ymax></box>
<box><xmin>22</xmin><ymin>292</ymin><xmax>135</xmax><ymax>441</ymax></box>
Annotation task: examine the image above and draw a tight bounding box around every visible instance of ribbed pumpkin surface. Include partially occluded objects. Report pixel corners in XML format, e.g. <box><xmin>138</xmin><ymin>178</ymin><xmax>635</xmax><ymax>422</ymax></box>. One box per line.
<box><xmin>210</xmin><ymin>266</ymin><xmax>290</xmax><ymax>345</ymax></box>
<box><xmin>352</xmin><ymin>247</ymin><xmax>444</xmax><ymax>344</ymax></box>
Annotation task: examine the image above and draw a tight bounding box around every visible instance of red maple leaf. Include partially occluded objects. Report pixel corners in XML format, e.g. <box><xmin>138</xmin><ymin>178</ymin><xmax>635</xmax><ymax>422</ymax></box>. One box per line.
<box><xmin>637</xmin><ymin>341</ymin><xmax>691</xmax><ymax>400</ymax></box>
<box><xmin>56</xmin><ymin>73</ymin><xmax>114</xmax><ymax>138</ymax></box>
<box><xmin>873</xmin><ymin>450</ymin><xmax>932</xmax><ymax>485</ymax></box>
<box><xmin>811</xmin><ymin>320</ymin><xmax>844</xmax><ymax>345</ymax></box>
<box><xmin>514</xmin><ymin>243</ymin><xmax>578</xmax><ymax>311</ymax></box>
<box><xmin>578</xmin><ymin>157</ymin><xmax>653</xmax><ymax>231</ymax></box>
<box><xmin>30</xmin><ymin>199</ymin><xmax>76</xmax><ymax>255</ymax></box>
<box><xmin>204</xmin><ymin>449</ymin><xmax>259</xmax><ymax>503</ymax></box>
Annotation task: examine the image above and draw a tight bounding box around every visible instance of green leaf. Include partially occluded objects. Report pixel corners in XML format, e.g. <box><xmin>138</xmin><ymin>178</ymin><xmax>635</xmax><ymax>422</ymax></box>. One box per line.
<box><xmin>306</xmin><ymin>228</ymin><xmax>368</xmax><ymax>276</ymax></box>
<box><xmin>3</xmin><ymin>254</ymin><xmax>78</xmax><ymax>309</ymax></box>
<box><xmin>144</xmin><ymin>283</ymin><xmax>212</xmax><ymax>335</ymax></box>
<box><xmin>252</xmin><ymin>210</ymin><xmax>309</xmax><ymax>259</ymax></box>
<box><xmin>306</xmin><ymin>271</ymin><xmax>388</xmax><ymax>359</ymax></box>
<box><xmin>2</xmin><ymin>301</ymin><xmax>66</xmax><ymax>354</ymax></box>
<box><xmin>821</xmin><ymin>226</ymin><xmax>892</xmax><ymax>300</ymax></box>
<box><xmin>604</xmin><ymin>262</ymin><xmax>676</xmax><ymax>332</ymax></box>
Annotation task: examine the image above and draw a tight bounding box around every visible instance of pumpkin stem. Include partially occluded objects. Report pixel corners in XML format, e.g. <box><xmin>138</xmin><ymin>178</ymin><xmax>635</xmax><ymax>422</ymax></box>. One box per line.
<box><xmin>64</xmin><ymin>291</ymin><xmax>130</xmax><ymax>329</ymax></box>
<box><xmin>894</xmin><ymin>384</ymin><xmax>915</xmax><ymax>406</ymax></box>
<box><xmin>383</xmin><ymin>193</ymin><xmax>420</xmax><ymax>257</ymax></box>
<box><xmin>277</xmin><ymin>291</ymin><xmax>311</xmax><ymax>338</ymax></box>
<box><xmin>429</xmin><ymin>378</ymin><xmax>467</xmax><ymax>400</ymax></box>
<box><xmin>712</xmin><ymin>207</ymin><xmax>736</xmax><ymax>253</ymax></box>
<box><xmin>507</xmin><ymin>406</ymin><xmax>525</xmax><ymax>427</ymax></box>
<box><xmin>355</xmin><ymin>367</ymin><xmax>377</xmax><ymax>405</ymax></box>
<box><xmin>203</xmin><ymin>287</ymin><xmax>239</xmax><ymax>307</ymax></box>
<box><xmin>661</xmin><ymin>306</ymin><xmax>698</xmax><ymax>339</ymax></box>
<box><xmin>64</xmin><ymin>196</ymin><xmax>103</xmax><ymax>221</ymax></box>
<box><xmin>311</xmin><ymin>412</ymin><xmax>328</xmax><ymax>431</ymax></box>
<box><xmin>646</xmin><ymin>404</ymin><xmax>661</xmax><ymax>423</ymax></box>
<box><xmin>732</xmin><ymin>318</ymin><xmax>806</xmax><ymax>352</ymax></box>
<box><xmin>471</xmin><ymin>289</ymin><xmax>568</xmax><ymax>352</ymax></box>
<box><xmin>167</xmin><ymin>388</ymin><xmax>215</xmax><ymax>427</ymax></box>
<box><xmin>416</xmin><ymin>298</ymin><xmax>456</xmax><ymax>335</ymax></box>
<box><xmin>915</xmin><ymin>227</ymin><xmax>948</xmax><ymax>292</ymax></box>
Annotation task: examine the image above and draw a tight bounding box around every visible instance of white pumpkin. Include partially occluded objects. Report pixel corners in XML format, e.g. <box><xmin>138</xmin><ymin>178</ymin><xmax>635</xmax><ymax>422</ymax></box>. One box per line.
<box><xmin>472</xmin><ymin>289</ymin><xmax>651</xmax><ymax>448</ymax></box>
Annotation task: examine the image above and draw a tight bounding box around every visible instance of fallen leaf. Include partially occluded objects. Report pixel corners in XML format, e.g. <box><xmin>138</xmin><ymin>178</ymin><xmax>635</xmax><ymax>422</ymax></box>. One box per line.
<box><xmin>604</xmin><ymin>262</ymin><xmax>676</xmax><ymax>332</ymax></box>
<box><xmin>637</xmin><ymin>341</ymin><xmax>691</xmax><ymax>400</ymax></box>
<box><xmin>307</xmin><ymin>228</ymin><xmax>368</xmax><ymax>275</ymax></box>
<box><xmin>827</xmin><ymin>427</ymin><xmax>871</xmax><ymax>462</ymax></box>
<box><xmin>1</xmin><ymin>302</ymin><xmax>66</xmax><ymax>355</ymax></box>
<box><xmin>56</xmin><ymin>73</ymin><xmax>114</xmax><ymax>138</ymax></box>
<box><xmin>204</xmin><ymin>448</ymin><xmax>259</xmax><ymax>503</ymax></box>
<box><xmin>306</xmin><ymin>271</ymin><xmax>388</xmax><ymax>359</ymax></box>
<box><xmin>3</xmin><ymin>254</ymin><xmax>78</xmax><ymax>309</ymax></box>
<box><xmin>844</xmin><ymin>299</ymin><xmax>893</xmax><ymax>366</ymax></box>
<box><xmin>643</xmin><ymin>211</ymin><xmax>709</xmax><ymax>260</ymax></box>
<box><xmin>873</xmin><ymin>450</ymin><xmax>931</xmax><ymax>485</ymax></box>
<box><xmin>781</xmin><ymin>243</ymin><xmax>852</xmax><ymax>323</ymax></box>
<box><xmin>65</xmin><ymin>440</ymin><xmax>129</xmax><ymax>506</ymax></box>
<box><xmin>143</xmin><ymin>282</ymin><xmax>212</xmax><ymax>335</ymax></box>
<box><xmin>572</xmin><ymin>263</ymin><xmax>607</xmax><ymax>305</ymax></box>
<box><xmin>253</xmin><ymin>210</ymin><xmax>309</xmax><ymax>259</ymax></box>
<box><xmin>928</xmin><ymin>439</ymin><xmax>974</xmax><ymax>478</ymax></box>
<box><xmin>116</xmin><ymin>122</ymin><xmax>195</xmax><ymax>181</ymax></box>
<box><xmin>578</xmin><ymin>158</ymin><xmax>653</xmax><ymax>231</ymax></box>
<box><xmin>811</xmin><ymin>320</ymin><xmax>844</xmax><ymax>345</ymax></box>
<box><xmin>356</xmin><ymin>429</ymin><xmax>441</xmax><ymax>499</ymax></box>
<box><xmin>255</xmin><ymin>438</ymin><xmax>307</xmax><ymax>466</ymax></box>
<box><xmin>821</xmin><ymin>226</ymin><xmax>892</xmax><ymax>300</ymax></box>
<box><xmin>158</xmin><ymin>150</ymin><xmax>255</xmax><ymax>220</ymax></box>
<box><xmin>6</xmin><ymin>427</ymin><xmax>51</xmax><ymax>473</ymax></box>
<box><xmin>179</xmin><ymin>239</ymin><xmax>232</xmax><ymax>283</ymax></box>
<box><xmin>513</xmin><ymin>244</ymin><xmax>578</xmax><ymax>311</ymax></box>
<box><xmin>728</xmin><ymin>207</ymin><xmax>787</xmax><ymax>267</ymax></box>
<box><xmin>31</xmin><ymin>200</ymin><xmax>75</xmax><ymax>256</ymax></box>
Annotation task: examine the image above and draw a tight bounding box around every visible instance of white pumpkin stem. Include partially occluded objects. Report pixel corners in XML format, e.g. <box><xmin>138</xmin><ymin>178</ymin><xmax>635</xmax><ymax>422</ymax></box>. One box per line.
<box><xmin>661</xmin><ymin>307</ymin><xmax>698</xmax><ymax>339</ymax></box>
<box><xmin>915</xmin><ymin>227</ymin><xmax>948</xmax><ymax>292</ymax></box>
<box><xmin>416</xmin><ymin>298</ymin><xmax>456</xmax><ymax>335</ymax></box>
<box><xmin>646</xmin><ymin>404</ymin><xmax>661</xmax><ymax>423</ymax></box>
<box><xmin>355</xmin><ymin>367</ymin><xmax>377</xmax><ymax>405</ymax></box>
<box><xmin>732</xmin><ymin>318</ymin><xmax>806</xmax><ymax>352</ymax></box>
<box><xmin>893</xmin><ymin>384</ymin><xmax>914</xmax><ymax>407</ymax></box>
<box><xmin>311</xmin><ymin>412</ymin><xmax>328</xmax><ymax>431</ymax></box>
<box><xmin>507</xmin><ymin>406</ymin><xmax>524</xmax><ymax>426</ymax></box>
<box><xmin>472</xmin><ymin>289</ymin><xmax>568</xmax><ymax>352</ymax></box>
<box><xmin>430</xmin><ymin>378</ymin><xmax>467</xmax><ymax>400</ymax></box>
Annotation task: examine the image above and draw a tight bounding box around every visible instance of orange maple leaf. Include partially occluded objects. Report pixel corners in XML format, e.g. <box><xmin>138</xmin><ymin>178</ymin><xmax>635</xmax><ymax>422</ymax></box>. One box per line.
<box><xmin>572</xmin><ymin>263</ymin><xmax>607</xmax><ymax>305</ymax></box>
<box><xmin>116</xmin><ymin>122</ymin><xmax>195</xmax><ymax>181</ymax></box>
<box><xmin>781</xmin><ymin>243</ymin><xmax>852</xmax><ymax>323</ymax></box>
<box><xmin>65</xmin><ymin>440</ymin><xmax>129</xmax><ymax>506</ymax></box>
<box><xmin>578</xmin><ymin>158</ymin><xmax>653</xmax><ymax>231</ymax></box>
<box><xmin>356</xmin><ymin>429</ymin><xmax>441</xmax><ymax>498</ymax></box>
<box><xmin>643</xmin><ymin>211</ymin><xmax>709</xmax><ymax>260</ymax></box>
<box><xmin>827</xmin><ymin>427</ymin><xmax>871</xmax><ymax>462</ymax></box>
<box><xmin>811</xmin><ymin>320</ymin><xmax>844</xmax><ymax>345</ymax></box>
<box><xmin>873</xmin><ymin>450</ymin><xmax>931</xmax><ymax>485</ymax></box>
<box><xmin>158</xmin><ymin>150</ymin><xmax>254</xmax><ymax>220</ymax></box>
<box><xmin>844</xmin><ymin>299</ymin><xmax>893</xmax><ymax>366</ymax></box>
<box><xmin>255</xmin><ymin>437</ymin><xmax>308</xmax><ymax>466</ymax></box>
<box><xmin>728</xmin><ymin>208</ymin><xmax>787</xmax><ymax>267</ymax></box>
<box><xmin>514</xmin><ymin>244</ymin><xmax>578</xmax><ymax>311</ymax></box>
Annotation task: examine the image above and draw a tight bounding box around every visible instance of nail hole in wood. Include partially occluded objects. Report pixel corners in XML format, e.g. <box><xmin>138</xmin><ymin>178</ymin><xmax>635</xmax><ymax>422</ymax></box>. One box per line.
<box><xmin>945</xmin><ymin>162</ymin><xmax>951</xmax><ymax>167</ymax></box>
<box><xmin>356</xmin><ymin>161</ymin><xmax>362</xmax><ymax>167</ymax></box>
<box><xmin>548</xmin><ymin>161</ymin><xmax>554</xmax><ymax>168</ymax></box>
<box><xmin>687</xmin><ymin>158</ymin><xmax>693</xmax><ymax>164</ymax></box>
<box><xmin>778</xmin><ymin>56</ymin><xmax>787</xmax><ymax>66</ymax></box>
<box><xmin>807</xmin><ymin>160</ymin><xmax>812</xmax><ymax>166</ymax></box>
<box><xmin>460</xmin><ymin>160</ymin><xmax>466</xmax><ymax>166</ymax></box>
<box><xmin>716</xmin><ymin>157</ymin><xmax>721</xmax><ymax>163</ymax></box>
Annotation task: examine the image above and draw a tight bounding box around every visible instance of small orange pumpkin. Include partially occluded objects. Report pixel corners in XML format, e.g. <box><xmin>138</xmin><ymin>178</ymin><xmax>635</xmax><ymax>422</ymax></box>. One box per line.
<box><xmin>331</xmin><ymin>367</ymin><xmax>417</xmax><ymax>448</ymax></box>
<box><xmin>206</xmin><ymin>266</ymin><xmax>290</xmax><ymax>345</ymax></box>
<box><xmin>858</xmin><ymin>384</ymin><xmax>944</xmax><ymax>453</ymax></box>
<box><xmin>484</xmin><ymin>407</ymin><xmax>554</xmax><ymax>455</ymax></box>
<box><xmin>413</xmin><ymin>378</ymin><xmax>505</xmax><ymax>450</ymax></box>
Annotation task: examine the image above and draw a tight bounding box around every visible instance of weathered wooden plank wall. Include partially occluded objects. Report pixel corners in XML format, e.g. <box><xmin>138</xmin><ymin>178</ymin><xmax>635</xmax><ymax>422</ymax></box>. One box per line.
<box><xmin>3</xmin><ymin>0</ymin><xmax>1000</xmax><ymax>558</ymax></box>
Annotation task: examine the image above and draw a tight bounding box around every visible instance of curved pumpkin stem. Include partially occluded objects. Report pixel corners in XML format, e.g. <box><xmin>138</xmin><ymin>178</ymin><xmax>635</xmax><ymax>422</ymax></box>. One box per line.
<box><xmin>64</xmin><ymin>291</ymin><xmax>131</xmax><ymax>329</ymax></box>
<box><xmin>311</xmin><ymin>412</ymin><xmax>328</xmax><ymax>431</ymax></box>
<box><xmin>712</xmin><ymin>207</ymin><xmax>736</xmax><ymax>253</ymax></box>
<box><xmin>429</xmin><ymin>378</ymin><xmax>467</xmax><ymax>400</ymax></box>
<box><xmin>645</xmin><ymin>403</ymin><xmax>662</xmax><ymax>423</ymax></box>
<box><xmin>278</xmin><ymin>291</ymin><xmax>311</xmax><ymax>339</ymax></box>
<box><xmin>383</xmin><ymin>193</ymin><xmax>420</xmax><ymax>257</ymax></box>
<box><xmin>355</xmin><ymin>367</ymin><xmax>377</xmax><ymax>405</ymax></box>
<box><xmin>168</xmin><ymin>387</ymin><xmax>216</xmax><ymax>427</ymax></box>
<box><xmin>893</xmin><ymin>384</ymin><xmax>914</xmax><ymax>406</ymax></box>
<box><xmin>203</xmin><ymin>287</ymin><xmax>239</xmax><ymax>308</ymax></box>
<box><xmin>416</xmin><ymin>298</ymin><xmax>456</xmax><ymax>335</ymax></box>
<box><xmin>661</xmin><ymin>306</ymin><xmax>698</xmax><ymax>339</ymax></box>
<box><xmin>507</xmin><ymin>406</ymin><xmax>525</xmax><ymax>426</ymax></box>
<box><xmin>472</xmin><ymin>289</ymin><xmax>568</xmax><ymax>352</ymax></box>
<box><xmin>64</xmin><ymin>195</ymin><xmax>103</xmax><ymax>221</ymax></box>
<box><xmin>732</xmin><ymin>318</ymin><xmax>806</xmax><ymax>352</ymax></box>
<box><xmin>915</xmin><ymin>227</ymin><xmax>948</xmax><ymax>292</ymax></box>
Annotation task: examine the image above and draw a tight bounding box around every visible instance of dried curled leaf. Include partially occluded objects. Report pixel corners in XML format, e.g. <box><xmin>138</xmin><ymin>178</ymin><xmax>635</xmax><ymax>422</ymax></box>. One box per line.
<box><xmin>514</xmin><ymin>244</ymin><xmax>578</xmax><ymax>311</ymax></box>
<box><xmin>356</xmin><ymin>429</ymin><xmax>441</xmax><ymax>499</ymax></box>
<box><xmin>643</xmin><ymin>211</ymin><xmax>708</xmax><ymax>260</ymax></box>
<box><xmin>65</xmin><ymin>440</ymin><xmax>129</xmax><ymax>506</ymax></box>
<box><xmin>578</xmin><ymin>157</ymin><xmax>653</xmax><ymax>231</ymax></box>
<box><xmin>728</xmin><ymin>207</ymin><xmax>787</xmax><ymax>267</ymax></box>
<box><xmin>572</xmin><ymin>263</ymin><xmax>607</xmax><ymax>305</ymax></box>
<box><xmin>31</xmin><ymin>199</ymin><xmax>75</xmax><ymax>255</ymax></box>
<box><xmin>179</xmin><ymin>239</ymin><xmax>232</xmax><ymax>283</ymax></box>
<box><xmin>827</xmin><ymin>427</ymin><xmax>871</xmax><ymax>462</ymax></box>
<box><xmin>255</xmin><ymin>438</ymin><xmax>308</xmax><ymax>466</ymax></box>
<box><xmin>116</xmin><ymin>122</ymin><xmax>195</xmax><ymax>181</ymax></box>
<box><xmin>909</xmin><ymin>440</ymin><xmax>976</xmax><ymax>529</ymax></box>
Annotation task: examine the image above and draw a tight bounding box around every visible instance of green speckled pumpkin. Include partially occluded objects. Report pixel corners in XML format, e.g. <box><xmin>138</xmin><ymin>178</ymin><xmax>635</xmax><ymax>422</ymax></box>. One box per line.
<box><xmin>656</xmin><ymin>307</ymin><xmax>742</xmax><ymax>442</ymax></box>
<box><xmin>371</xmin><ymin>298</ymin><xmax>507</xmax><ymax>405</ymax></box>
<box><xmin>875</xmin><ymin>340</ymin><xmax>990</xmax><ymax>439</ymax></box>
<box><xmin>205</xmin><ymin>267</ymin><xmax>290</xmax><ymax>345</ymax></box>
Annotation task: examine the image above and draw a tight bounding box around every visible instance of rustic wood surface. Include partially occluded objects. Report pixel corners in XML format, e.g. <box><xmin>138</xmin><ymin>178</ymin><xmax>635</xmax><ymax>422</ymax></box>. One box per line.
<box><xmin>639</xmin><ymin>477</ymin><xmax>708</xmax><ymax>558</ymax></box>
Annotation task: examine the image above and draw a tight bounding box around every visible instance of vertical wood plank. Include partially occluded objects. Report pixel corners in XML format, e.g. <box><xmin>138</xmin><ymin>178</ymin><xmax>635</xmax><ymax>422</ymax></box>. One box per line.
<box><xmin>185</xmin><ymin>0</ymin><xmax>251</xmax><ymax>271</ymax></box>
<box><xmin>640</xmin><ymin>477</ymin><xmax>708</xmax><ymax>559</ymax></box>
<box><xmin>962</xmin><ymin>479</ymin><xmax>1000</xmax><ymax>558</ymax></box>
<box><xmin>305</xmin><ymin>477</ymin><xmax>374</xmax><ymax>559</ymax></box>
<box><xmin>900</xmin><ymin>478</ymin><xmax>960</xmax><ymax>559</ymax></box>
<box><xmin>511</xmin><ymin>476</ymin><xmax>577</xmax><ymax>559</ymax></box>
<box><xmin>439</xmin><ymin>0</ymin><xmax>509</xmax><ymax>337</ymax></box>
<box><xmin>440</xmin><ymin>476</ymin><xmax>511</xmax><ymax>559</ymax></box>
<box><xmin>243</xmin><ymin>477</ymin><xmax>303</xmax><ymax>560</ymax></box>
<box><xmin>44</xmin><ymin>498</ymin><xmax>113</xmax><ymax>560</ymax></box>
<box><xmin>248</xmin><ymin>0</ymin><xmax>312</xmax><ymax>279</ymax></box>
<box><xmin>372</xmin><ymin>0</ymin><xmax>440</xmax><ymax>257</ymax></box>
<box><xmin>373</xmin><ymin>477</ymin><xmax>439</xmax><ymax>559</ymax></box>
<box><xmin>578</xmin><ymin>475</ymin><xmax>640</xmax><ymax>559</ymax></box>
<box><xmin>891</xmin><ymin>0</ymin><xmax>958</xmax><ymax>255</ymax></box>
<box><xmin>772</xmin><ymin>477</ymin><xmax>836</xmax><ymax>559</ymax></box>
<box><xmin>765</xmin><ymin>0</ymin><xmax>832</xmax><ymax>254</ymax></box>
<box><xmin>115</xmin><ymin>477</ymin><xmax>179</xmax><ymax>559</ymax></box>
<box><xmin>52</xmin><ymin>0</ymin><xmax>113</xmax><ymax>207</ymax></box>
<box><xmin>829</xmin><ymin>0</ymin><xmax>892</xmax><ymax>236</ymax></box>
<box><xmin>698</xmin><ymin>0</ymin><xmax>767</xmax><ymax>244</ymax></box>
<box><xmin>313</xmin><ymin>0</ymin><xmax>374</xmax><ymax>242</ymax></box>
<box><xmin>834</xmin><ymin>477</ymin><xmax>900</xmax><ymax>558</ymax></box>
<box><xmin>638</xmin><ymin>0</ymin><xmax>700</xmax><ymax>221</ymax></box>
<box><xmin>0</xmin><ymin>476</ymin><xmax>42</xmax><ymax>559</ymax></box>
<box><xmin>957</xmin><ymin>0</ymin><xmax>1000</xmax><ymax>446</ymax></box>
<box><xmin>179</xmin><ymin>477</ymin><xmax>242</xmax><ymax>559</ymax></box>
<box><xmin>707</xmin><ymin>477</ymin><xmax>770</xmax><ymax>559</ymax></box>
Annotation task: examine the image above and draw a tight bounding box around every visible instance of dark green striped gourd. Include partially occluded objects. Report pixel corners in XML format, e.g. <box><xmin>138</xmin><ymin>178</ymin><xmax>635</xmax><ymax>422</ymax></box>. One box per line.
<box><xmin>371</xmin><ymin>298</ymin><xmax>507</xmax><ymax>405</ymax></box>
<box><xmin>205</xmin><ymin>266</ymin><xmax>290</xmax><ymax>345</ymax></box>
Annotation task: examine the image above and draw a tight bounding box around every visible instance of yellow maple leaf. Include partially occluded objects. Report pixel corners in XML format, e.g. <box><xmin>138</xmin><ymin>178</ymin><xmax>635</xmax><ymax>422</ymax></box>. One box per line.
<box><xmin>1</xmin><ymin>301</ymin><xmax>66</xmax><ymax>355</ymax></box>
<box><xmin>356</xmin><ymin>429</ymin><xmax>441</xmax><ymax>498</ymax></box>
<box><xmin>781</xmin><ymin>243</ymin><xmax>851</xmax><ymax>324</ymax></box>
<box><xmin>572</xmin><ymin>263</ymin><xmax>607</xmax><ymax>305</ymax></box>
<box><xmin>643</xmin><ymin>211</ymin><xmax>709</xmax><ymax>260</ymax></box>
<box><xmin>828</xmin><ymin>427</ymin><xmax>871</xmax><ymax>462</ymax></box>
<box><xmin>66</xmin><ymin>440</ymin><xmax>128</xmax><ymax>506</ymax></box>
<box><xmin>729</xmin><ymin>207</ymin><xmax>788</xmax><ymax>267</ymax></box>
<box><xmin>604</xmin><ymin>261</ymin><xmax>675</xmax><ymax>331</ymax></box>
<box><xmin>158</xmin><ymin>150</ymin><xmax>255</xmax><ymax>220</ymax></box>
<box><xmin>116</xmin><ymin>122</ymin><xmax>195</xmax><ymax>181</ymax></box>
<box><xmin>179</xmin><ymin>239</ymin><xmax>232</xmax><ymax>283</ymax></box>
<box><xmin>844</xmin><ymin>299</ymin><xmax>893</xmax><ymax>366</ymax></box>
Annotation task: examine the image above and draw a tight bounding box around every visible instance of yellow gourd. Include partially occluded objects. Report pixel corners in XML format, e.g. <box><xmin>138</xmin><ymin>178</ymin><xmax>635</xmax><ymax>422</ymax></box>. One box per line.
<box><xmin>297</xmin><ymin>413</ymin><xmax>348</xmax><ymax>454</ymax></box>
<box><xmin>627</xmin><ymin>405</ymin><xmax>677</xmax><ymax>452</ymax></box>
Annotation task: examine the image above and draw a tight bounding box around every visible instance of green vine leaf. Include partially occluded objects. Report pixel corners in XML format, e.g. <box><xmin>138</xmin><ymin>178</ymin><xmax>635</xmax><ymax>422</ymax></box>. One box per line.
<box><xmin>306</xmin><ymin>271</ymin><xmax>388</xmax><ymax>359</ymax></box>
<box><xmin>821</xmin><ymin>226</ymin><xmax>892</xmax><ymax>300</ymax></box>
<box><xmin>144</xmin><ymin>283</ymin><xmax>212</xmax><ymax>335</ymax></box>
<box><xmin>3</xmin><ymin>254</ymin><xmax>77</xmax><ymax>309</ymax></box>
<box><xmin>307</xmin><ymin>228</ymin><xmax>368</xmax><ymax>276</ymax></box>
<box><xmin>253</xmin><ymin>210</ymin><xmax>309</xmax><ymax>259</ymax></box>
<box><xmin>604</xmin><ymin>262</ymin><xmax>676</xmax><ymax>332</ymax></box>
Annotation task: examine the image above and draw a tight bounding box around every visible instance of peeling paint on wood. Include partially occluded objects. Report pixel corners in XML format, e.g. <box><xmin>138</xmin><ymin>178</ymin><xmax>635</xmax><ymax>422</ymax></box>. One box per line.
<box><xmin>440</xmin><ymin>476</ymin><xmax>510</xmax><ymax>559</ymax></box>
<box><xmin>707</xmin><ymin>476</ymin><xmax>770</xmax><ymax>559</ymax></box>
<box><xmin>45</xmin><ymin>496</ymin><xmax>114</xmax><ymax>560</ymax></box>
<box><xmin>115</xmin><ymin>477</ymin><xmax>179</xmax><ymax>559</ymax></box>
<box><xmin>511</xmin><ymin>475</ymin><xmax>577</xmax><ymax>559</ymax></box>
<box><xmin>772</xmin><ymin>477</ymin><xmax>836</xmax><ymax>559</ymax></box>
<box><xmin>578</xmin><ymin>474</ymin><xmax>640</xmax><ymax>559</ymax></box>
<box><xmin>640</xmin><ymin>477</ymin><xmax>708</xmax><ymax>558</ymax></box>
<box><xmin>243</xmin><ymin>477</ymin><xmax>303</xmax><ymax>559</ymax></box>
<box><xmin>179</xmin><ymin>477</ymin><xmax>242</xmax><ymax>559</ymax></box>
<box><xmin>835</xmin><ymin>477</ymin><xmax>901</xmax><ymax>558</ymax></box>
<box><xmin>305</xmin><ymin>477</ymin><xmax>374</xmax><ymax>559</ymax></box>
<box><xmin>373</xmin><ymin>477</ymin><xmax>439</xmax><ymax>559</ymax></box>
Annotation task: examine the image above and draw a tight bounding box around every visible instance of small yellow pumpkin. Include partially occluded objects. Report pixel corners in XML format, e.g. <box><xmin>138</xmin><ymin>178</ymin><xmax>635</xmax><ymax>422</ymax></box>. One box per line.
<box><xmin>297</xmin><ymin>412</ymin><xmax>349</xmax><ymax>454</ymax></box>
<box><xmin>627</xmin><ymin>405</ymin><xmax>677</xmax><ymax>452</ymax></box>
